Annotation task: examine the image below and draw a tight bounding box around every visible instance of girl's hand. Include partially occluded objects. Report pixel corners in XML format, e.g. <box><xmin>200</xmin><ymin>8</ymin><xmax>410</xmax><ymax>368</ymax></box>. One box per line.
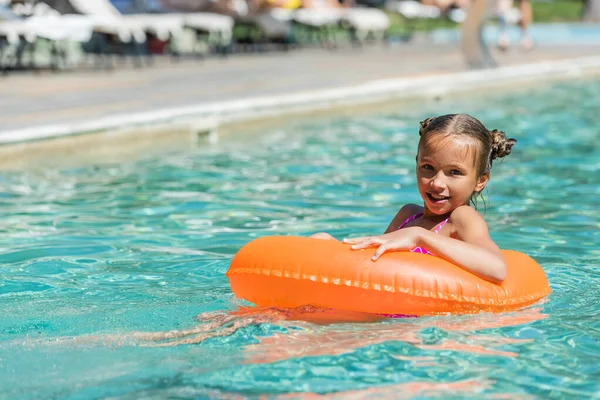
<box><xmin>343</xmin><ymin>227</ymin><xmax>423</xmax><ymax>261</ymax></box>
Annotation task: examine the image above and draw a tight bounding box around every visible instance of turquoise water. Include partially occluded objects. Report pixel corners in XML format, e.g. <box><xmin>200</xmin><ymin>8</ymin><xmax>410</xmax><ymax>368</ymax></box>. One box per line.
<box><xmin>1</xmin><ymin>78</ymin><xmax>599</xmax><ymax>399</ymax></box>
<box><xmin>430</xmin><ymin>23</ymin><xmax>600</xmax><ymax>45</ymax></box>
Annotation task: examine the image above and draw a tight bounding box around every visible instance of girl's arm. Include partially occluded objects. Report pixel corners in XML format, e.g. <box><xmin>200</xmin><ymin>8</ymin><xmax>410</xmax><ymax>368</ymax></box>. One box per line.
<box><xmin>412</xmin><ymin>206</ymin><xmax>506</xmax><ymax>283</ymax></box>
<box><xmin>345</xmin><ymin>206</ymin><xmax>507</xmax><ymax>284</ymax></box>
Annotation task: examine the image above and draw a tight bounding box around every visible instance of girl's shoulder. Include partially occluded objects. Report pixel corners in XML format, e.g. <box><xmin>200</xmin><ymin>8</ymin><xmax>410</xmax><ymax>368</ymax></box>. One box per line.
<box><xmin>385</xmin><ymin>204</ymin><xmax>423</xmax><ymax>233</ymax></box>
<box><xmin>399</xmin><ymin>203</ymin><xmax>424</xmax><ymax>216</ymax></box>
<box><xmin>397</xmin><ymin>204</ymin><xmax>424</xmax><ymax>224</ymax></box>
<box><xmin>448</xmin><ymin>206</ymin><xmax>488</xmax><ymax>232</ymax></box>
<box><xmin>449</xmin><ymin>205</ymin><xmax>484</xmax><ymax>219</ymax></box>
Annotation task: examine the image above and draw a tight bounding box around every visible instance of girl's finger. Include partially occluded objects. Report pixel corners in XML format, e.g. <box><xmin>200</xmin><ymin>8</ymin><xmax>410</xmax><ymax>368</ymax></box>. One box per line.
<box><xmin>350</xmin><ymin>239</ymin><xmax>378</xmax><ymax>250</ymax></box>
<box><xmin>371</xmin><ymin>244</ymin><xmax>387</xmax><ymax>261</ymax></box>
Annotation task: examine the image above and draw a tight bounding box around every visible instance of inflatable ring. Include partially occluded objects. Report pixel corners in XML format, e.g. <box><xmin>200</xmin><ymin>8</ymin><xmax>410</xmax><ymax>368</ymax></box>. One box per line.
<box><xmin>227</xmin><ymin>236</ymin><xmax>551</xmax><ymax>316</ymax></box>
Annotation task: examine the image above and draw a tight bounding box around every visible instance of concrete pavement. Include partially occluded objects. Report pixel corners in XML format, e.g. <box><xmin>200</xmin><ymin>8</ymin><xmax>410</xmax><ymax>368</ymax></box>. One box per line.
<box><xmin>1</xmin><ymin>40</ymin><xmax>598</xmax><ymax>139</ymax></box>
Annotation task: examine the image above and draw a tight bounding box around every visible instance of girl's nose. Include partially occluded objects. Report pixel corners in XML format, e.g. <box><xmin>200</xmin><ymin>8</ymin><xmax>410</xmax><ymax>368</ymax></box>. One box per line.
<box><xmin>430</xmin><ymin>172</ymin><xmax>446</xmax><ymax>190</ymax></box>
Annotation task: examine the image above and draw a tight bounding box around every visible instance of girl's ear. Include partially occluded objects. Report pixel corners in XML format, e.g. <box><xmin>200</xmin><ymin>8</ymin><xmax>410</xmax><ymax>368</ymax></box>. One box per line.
<box><xmin>475</xmin><ymin>173</ymin><xmax>490</xmax><ymax>193</ymax></box>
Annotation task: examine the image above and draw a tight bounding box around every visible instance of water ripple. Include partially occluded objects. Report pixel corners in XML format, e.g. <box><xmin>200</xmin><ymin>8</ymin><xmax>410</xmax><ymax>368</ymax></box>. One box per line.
<box><xmin>0</xmin><ymin>79</ymin><xmax>599</xmax><ymax>398</ymax></box>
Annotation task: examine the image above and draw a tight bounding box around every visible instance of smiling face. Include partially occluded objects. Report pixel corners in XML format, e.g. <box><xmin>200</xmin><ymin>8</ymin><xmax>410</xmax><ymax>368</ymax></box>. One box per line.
<box><xmin>416</xmin><ymin>133</ymin><xmax>489</xmax><ymax>216</ymax></box>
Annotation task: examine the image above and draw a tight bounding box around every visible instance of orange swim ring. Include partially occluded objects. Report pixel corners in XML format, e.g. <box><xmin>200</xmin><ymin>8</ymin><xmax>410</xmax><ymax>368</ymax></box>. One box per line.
<box><xmin>227</xmin><ymin>236</ymin><xmax>551</xmax><ymax>316</ymax></box>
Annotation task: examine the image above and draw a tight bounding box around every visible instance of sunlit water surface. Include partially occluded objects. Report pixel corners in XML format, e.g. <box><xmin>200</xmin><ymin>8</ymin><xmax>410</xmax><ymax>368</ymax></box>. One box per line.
<box><xmin>0</xmin><ymin>79</ymin><xmax>599</xmax><ymax>399</ymax></box>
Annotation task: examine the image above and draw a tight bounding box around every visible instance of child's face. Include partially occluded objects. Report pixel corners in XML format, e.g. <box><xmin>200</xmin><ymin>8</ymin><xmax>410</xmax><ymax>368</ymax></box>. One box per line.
<box><xmin>415</xmin><ymin>134</ymin><xmax>489</xmax><ymax>216</ymax></box>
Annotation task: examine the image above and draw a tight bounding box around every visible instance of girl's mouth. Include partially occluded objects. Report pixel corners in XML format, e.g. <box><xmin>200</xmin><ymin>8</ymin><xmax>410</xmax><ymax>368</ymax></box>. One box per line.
<box><xmin>427</xmin><ymin>193</ymin><xmax>450</xmax><ymax>203</ymax></box>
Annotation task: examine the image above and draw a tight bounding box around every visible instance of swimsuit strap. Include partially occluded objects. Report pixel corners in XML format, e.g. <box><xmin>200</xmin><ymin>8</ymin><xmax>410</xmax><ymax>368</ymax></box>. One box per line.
<box><xmin>398</xmin><ymin>212</ymin><xmax>423</xmax><ymax>230</ymax></box>
<box><xmin>434</xmin><ymin>218</ymin><xmax>449</xmax><ymax>234</ymax></box>
<box><xmin>398</xmin><ymin>212</ymin><xmax>449</xmax><ymax>234</ymax></box>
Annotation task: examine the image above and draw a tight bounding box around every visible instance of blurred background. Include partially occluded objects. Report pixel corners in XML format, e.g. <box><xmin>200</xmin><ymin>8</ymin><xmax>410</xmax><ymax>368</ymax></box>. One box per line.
<box><xmin>0</xmin><ymin>0</ymin><xmax>598</xmax><ymax>72</ymax></box>
<box><xmin>1</xmin><ymin>0</ymin><xmax>599</xmax><ymax>151</ymax></box>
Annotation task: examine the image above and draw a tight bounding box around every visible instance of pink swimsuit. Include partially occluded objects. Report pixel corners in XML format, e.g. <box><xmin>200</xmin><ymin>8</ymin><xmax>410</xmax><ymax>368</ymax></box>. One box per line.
<box><xmin>397</xmin><ymin>212</ymin><xmax>448</xmax><ymax>255</ymax></box>
<box><xmin>383</xmin><ymin>213</ymin><xmax>449</xmax><ymax>319</ymax></box>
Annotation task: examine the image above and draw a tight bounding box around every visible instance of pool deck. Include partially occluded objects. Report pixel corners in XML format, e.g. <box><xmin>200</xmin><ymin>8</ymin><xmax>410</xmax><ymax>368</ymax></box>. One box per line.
<box><xmin>1</xmin><ymin>38</ymin><xmax>600</xmax><ymax>148</ymax></box>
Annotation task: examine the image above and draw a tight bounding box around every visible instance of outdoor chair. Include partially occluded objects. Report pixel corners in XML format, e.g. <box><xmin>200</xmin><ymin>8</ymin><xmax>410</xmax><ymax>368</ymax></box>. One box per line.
<box><xmin>269</xmin><ymin>6</ymin><xmax>390</xmax><ymax>48</ymax></box>
<box><xmin>119</xmin><ymin>11</ymin><xmax>234</xmax><ymax>59</ymax></box>
<box><xmin>181</xmin><ymin>12</ymin><xmax>234</xmax><ymax>56</ymax></box>
<box><xmin>0</xmin><ymin>3</ymin><xmax>93</xmax><ymax>72</ymax></box>
<box><xmin>120</xmin><ymin>0</ymin><xmax>236</xmax><ymax>56</ymax></box>
<box><xmin>145</xmin><ymin>0</ymin><xmax>292</xmax><ymax>53</ymax></box>
<box><xmin>40</xmin><ymin>0</ymin><xmax>149</xmax><ymax>68</ymax></box>
<box><xmin>251</xmin><ymin>7</ymin><xmax>332</xmax><ymax>48</ymax></box>
<box><xmin>226</xmin><ymin>0</ymin><xmax>294</xmax><ymax>52</ymax></box>
<box><xmin>342</xmin><ymin>7</ymin><xmax>391</xmax><ymax>44</ymax></box>
<box><xmin>66</xmin><ymin>0</ymin><xmax>234</xmax><ymax>60</ymax></box>
<box><xmin>385</xmin><ymin>0</ymin><xmax>464</xmax><ymax>40</ymax></box>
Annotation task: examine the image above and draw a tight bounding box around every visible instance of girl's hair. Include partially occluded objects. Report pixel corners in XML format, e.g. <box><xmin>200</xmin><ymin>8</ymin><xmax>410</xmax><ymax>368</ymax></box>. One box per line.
<box><xmin>418</xmin><ymin>114</ymin><xmax>516</xmax><ymax>176</ymax></box>
<box><xmin>418</xmin><ymin>114</ymin><xmax>517</xmax><ymax>207</ymax></box>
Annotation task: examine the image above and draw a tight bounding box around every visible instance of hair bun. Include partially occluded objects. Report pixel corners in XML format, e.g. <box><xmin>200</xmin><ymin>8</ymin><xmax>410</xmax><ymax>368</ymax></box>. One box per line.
<box><xmin>419</xmin><ymin>117</ymin><xmax>436</xmax><ymax>136</ymax></box>
<box><xmin>490</xmin><ymin>129</ymin><xmax>517</xmax><ymax>160</ymax></box>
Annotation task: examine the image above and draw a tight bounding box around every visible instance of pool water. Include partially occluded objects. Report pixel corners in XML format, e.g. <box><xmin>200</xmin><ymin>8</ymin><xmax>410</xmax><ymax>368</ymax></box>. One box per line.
<box><xmin>430</xmin><ymin>23</ymin><xmax>600</xmax><ymax>46</ymax></box>
<box><xmin>1</xmin><ymin>78</ymin><xmax>599</xmax><ymax>399</ymax></box>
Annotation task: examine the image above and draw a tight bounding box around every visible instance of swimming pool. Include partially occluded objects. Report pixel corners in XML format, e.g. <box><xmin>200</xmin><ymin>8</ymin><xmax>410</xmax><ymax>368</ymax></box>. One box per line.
<box><xmin>431</xmin><ymin>23</ymin><xmax>600</xmax><ymax>46</ymax></box>
<box><xmin>0</xmin><ymin>78</ymin><xmax>599</xmax><ymax>398</ymax></box>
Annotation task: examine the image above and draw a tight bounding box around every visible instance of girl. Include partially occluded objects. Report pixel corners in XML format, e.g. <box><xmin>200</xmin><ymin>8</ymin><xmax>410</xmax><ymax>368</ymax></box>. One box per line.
<box><xmin>312</xmin><ymin>114</ymin><xmax>517</xmax><ymax>284</ymax></box>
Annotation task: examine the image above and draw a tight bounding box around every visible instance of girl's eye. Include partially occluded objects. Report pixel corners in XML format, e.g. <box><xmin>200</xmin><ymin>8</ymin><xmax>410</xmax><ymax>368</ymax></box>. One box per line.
<box><xmin>422</xmin><ymin>164</ymin><xmax>433</xmax><ymax>170</ymax></box>
<box><xmin>450</xmin><ymin>169</ymin><xmax>463</xmax><ymax>176</ymax></box>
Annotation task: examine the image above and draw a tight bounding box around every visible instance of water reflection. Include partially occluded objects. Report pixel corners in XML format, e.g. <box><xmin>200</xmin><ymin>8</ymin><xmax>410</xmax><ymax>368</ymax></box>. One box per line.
<box><xmin>241</xmin><ymin>307</ymin><xmax>546</xmax><ymax>365</ymax></box>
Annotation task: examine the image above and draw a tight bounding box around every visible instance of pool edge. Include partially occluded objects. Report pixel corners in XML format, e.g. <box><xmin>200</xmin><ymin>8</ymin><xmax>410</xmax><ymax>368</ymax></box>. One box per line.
<box><xmin>1</xmin><ymin>55</ymin><xmax>600</xmax><ymax>157</ymax></box>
